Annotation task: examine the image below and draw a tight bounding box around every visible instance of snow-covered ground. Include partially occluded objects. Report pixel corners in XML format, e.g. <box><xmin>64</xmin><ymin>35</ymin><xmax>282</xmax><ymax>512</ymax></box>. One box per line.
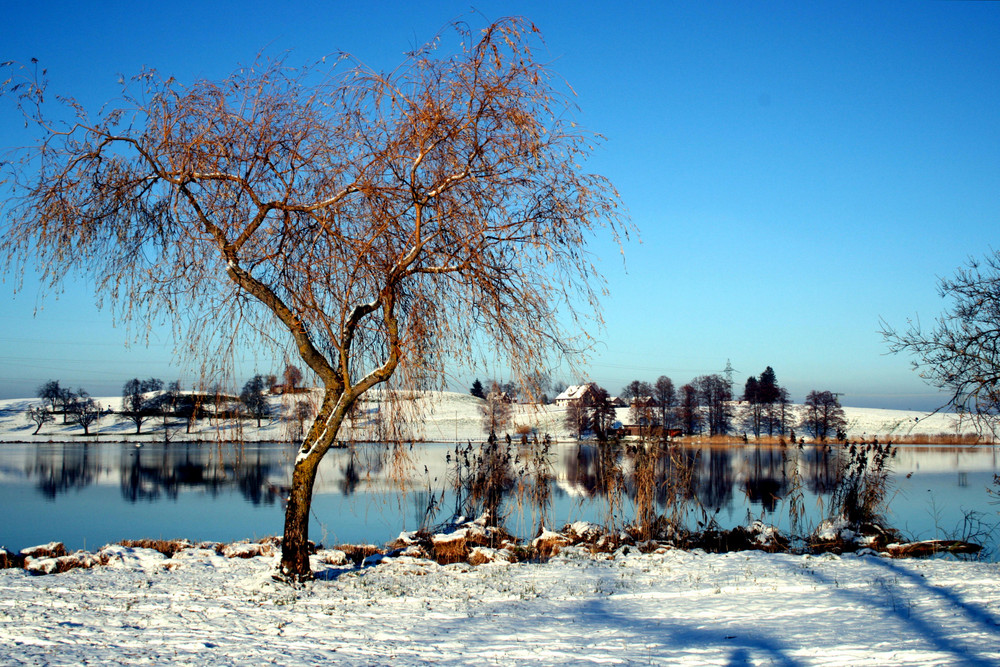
<box><xmin>2</xmin><ymin>545</ymin><xmax>999</xmax><ymax>665</ymax></box>
<box><xmin>0</xmin><ymin>391</ymin><xmax>982</xmax><ymax>443</ymax></box>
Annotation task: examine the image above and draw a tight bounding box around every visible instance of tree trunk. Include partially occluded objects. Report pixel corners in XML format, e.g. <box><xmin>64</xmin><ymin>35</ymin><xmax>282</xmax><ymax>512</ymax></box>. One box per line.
<box><xmin>277</xmin><ymin>390</ymin><xmax>343</xmax><ymax>582</ymax></box>
<box><xmin>278</xmin><ymin>453</ymin><xmax>321</xmax><ymax>581</ymax></box>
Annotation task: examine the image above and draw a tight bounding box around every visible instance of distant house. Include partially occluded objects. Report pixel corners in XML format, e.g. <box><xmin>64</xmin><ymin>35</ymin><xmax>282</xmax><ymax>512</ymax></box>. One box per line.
<box><xmin>609</xmin><ymin>396</ymin><xmax>627</xmax><ymax>408</ymax></box>
<box><xmin>630</xmin><ymin>396</ymin><xmax>658</xmax><ymax>409</ymax></box>
<box><xmin>554</xmin><ymin>383</ymin><xmax>599</xmax><ymax>407</ymax></box>
<box><xmin>621</xmin><ymin>425</ymin><xmax>683</xmax><ymax>439</ymax></box>
<box><xmin>269</xmin><ymin>384</ymin><xmax>310</xmax><ymax>395</ymax></box>
<box><xmin>487</xmin><ymin>390</ymin><xmax>514</xmax><ymax>404</ymax></box>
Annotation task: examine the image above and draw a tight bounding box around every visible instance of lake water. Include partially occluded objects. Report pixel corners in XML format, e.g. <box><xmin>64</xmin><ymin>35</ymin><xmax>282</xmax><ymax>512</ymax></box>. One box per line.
<box><xmin>1</xmin><ymin>440</ymin><xmax>998</xmax><ymax>558</ymax></box>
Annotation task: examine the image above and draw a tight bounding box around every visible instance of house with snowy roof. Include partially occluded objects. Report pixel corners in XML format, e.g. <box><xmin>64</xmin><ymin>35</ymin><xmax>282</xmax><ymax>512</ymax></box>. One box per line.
<box><xmin>554</xmin><ymin>383</ymin><xmax>599</xmax><ymax>407</ymax></box>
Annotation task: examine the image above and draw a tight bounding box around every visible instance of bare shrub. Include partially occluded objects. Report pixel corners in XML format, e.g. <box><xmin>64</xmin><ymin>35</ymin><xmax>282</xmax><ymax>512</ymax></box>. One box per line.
<box><xmin>26</xmin><ymin>552</ymin><xmax>102</xmax><ymax>575</ymax></box>
<box><xmin>222</xmin><ymin>541</ymin><xmax>277</xmax><ymax>558</ymax></box>
<box><xmin>431</xmin><ymin>531</ymin><xmax>468</xmax><ymax>565</ymax></box>
<box><xmin>531</xmin><ymin>529</ymin><xmax>571</xmax><ymax>560</ymax></box>
<box><xmin>335</xmin><ymin>544</ymin><xmax>383</xmax><ymax>567</ymax></box>
<box><xmin>119</xmin><ymin>539</ymin><xmax>192</xmax><ymax>558</ymax></box>
<box><xmin>0</xmin><ymin>548</ymin><xmax>25</xmax><ymax>569</ymax></box>
<box><xmin>830</xmin><ymin>442</ymin><xmax>896</xmax><ymax>528</ymax></box>
<box><xmin>20</xmin><ymin>542</ymin><xmax>66</xmax><ymax>560</ymax></box>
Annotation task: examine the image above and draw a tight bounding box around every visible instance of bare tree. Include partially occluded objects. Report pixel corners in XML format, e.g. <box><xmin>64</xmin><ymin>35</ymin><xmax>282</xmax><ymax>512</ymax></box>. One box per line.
<box><xmin>481</xmin><ymin>383</ymin><xmax>513</xmax><ymax>436</ymax></box>
<box><xmin>765</xmin><ymin>386</ymin><xmax>792</xmax><ymax>436</ymax></box>
<box><xmin>121</xmin><ymin>377</ymin><xmax>163</xmax><ymax>434</ymax></box>
<box><xmin>37</xmin><ymin>380</ymin><xmax>75</xmax><ymax>424</ymax></box>
<box><xmin>801</xmin><ymin>390</ymin><xmax>846</xmax><ymax>442</ymax></box>
<box><xmin>282</xmin><ymin>365</ymin><xmax>304</xmax><ymax>394</ymax></box>
<box><xmin>588</xmin><ymin>384</ymin><xmax>617</xmax><ymax>441</ymax></box>
<box><xmin>694</xmin><ymin>374</ymin><xmax>732</xmax><ymax>436</ymax></box>
<box><xmin>622</xmin><ymin>379</ymin><xmax>655</xmax><ymax>428</ymax></box>
<box><xmin>154</xmin><ymin>380</ymin><xmax>183</xmax><ymax>442</ymax></box>
<box><xmin>654</xmin><ymin>375</ymin><xmax>676</xmax><ymax>431</ymax></box>
<box><xmin>240</xmin><ymin>374</ymin><xmax>271</xmax><ymax>427</ymax></box>
<box><xmin>1</xmin><ymin>18</ymin><xmax>626</xmax><ymax>581</ymax></box>
<box><xmin>883</xmin><ymin>252</ymin><xmax>1000</xmax><ymax>437</ymax></box>
<box><xmin>67</xmin><ymin>390</ymin><xmax>102</xmax><ymax>436</ymax></box>
<box><xmin>565</xmin><ymin>400</ymin><xmax>590</xmax><ymax>440</ymax></box>
<box><xmin>36</xmin><ymin>380</ymin><xmax>62</xmax><ymax>414</ymax></box>
<box><xmin>742</xmin><ymin>375</ymin><xmax>764</xmax><ymax>438</ymax></box>
<box><xmin>679</xmin><ymin>383</ymin><xmax>701</xmax><ymax>435</ymax></box>
<box><xmin>26</xmin><ymin>405</ymin><xmax>54</xmax><ymax>434</ymax></box>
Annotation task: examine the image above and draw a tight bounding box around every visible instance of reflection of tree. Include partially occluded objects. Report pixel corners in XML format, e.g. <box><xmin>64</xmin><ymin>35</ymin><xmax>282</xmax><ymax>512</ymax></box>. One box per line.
<box><xmin>743</xmin><ymin>447</ymin><xmax>786</xmax><ymax>513</ymax></box>
<box><xmin>31</xmin><ymin>444</ymin><xmax>99</xmax><ymax>498</ymax></box>
<box><xmin>697</xmin><ymin>448</ymin><xmax>735</xmax><ymax>510</ymax></box>
<box><xmin>340</xmin><ymin>452</ymin><xmax>360</xmax><ymax>496</ymax></box>
<box><xmin>564</xmin><ymin>444</ymin><xmax>604</xmax><ymax>497</ymax></box>
<box><xmin>22</xmin><ymin>441</ymin><xmax>864</xmax><ymax>536</ymax></box>
<box><xmin>107</xmin><ymin>443</ymin><xmax>284</xmax><ymax>505</ymax></box>
<box><xmin>564</xmin><ymin>443</ymin><xmax>824</xmax><ymax>523</ymax></box>
<box><xmin>800</xmin><ymin>446</ymin><xmax>842</xmax><ymax>495</ymax></box>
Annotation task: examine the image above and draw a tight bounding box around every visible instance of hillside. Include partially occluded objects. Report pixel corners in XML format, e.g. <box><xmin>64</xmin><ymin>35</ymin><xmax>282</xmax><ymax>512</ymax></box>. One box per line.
<box><xmin>0</xmin><ymin>391</ymin><xmax>982</xmax><ymax>443</ymax></box>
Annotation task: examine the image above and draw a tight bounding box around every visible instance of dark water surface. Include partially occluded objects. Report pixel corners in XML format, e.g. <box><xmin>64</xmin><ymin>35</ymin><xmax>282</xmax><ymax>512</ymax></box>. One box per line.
<box><xmin>1</xmin><ymin>440</ymin><xmax>997</xmax><ymax>557</ymax></box>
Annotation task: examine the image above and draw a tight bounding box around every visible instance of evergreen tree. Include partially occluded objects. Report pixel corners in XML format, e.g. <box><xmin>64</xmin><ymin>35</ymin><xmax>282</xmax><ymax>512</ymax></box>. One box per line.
<box><xmin>470</xmin><ymin>379</ymin><xmax>486</xmax><ymax>399</ymax></box>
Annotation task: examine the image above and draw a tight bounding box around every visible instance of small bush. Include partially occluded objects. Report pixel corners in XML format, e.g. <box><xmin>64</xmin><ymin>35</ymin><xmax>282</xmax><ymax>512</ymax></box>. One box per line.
<box><xmin>0</xmin><ymin>548</ymin><xmax>25</xmax><ymax>569</ymax></box>
<box><xmin>336</xmin><ymin>544</ymin><xmax>383</xmax><ymax>567</ymax></box>
<box><xmin>431</xmin><ymin>531</ymin><xmax>468</xmax><ymax>565</ymax></box>
<box><xmin>20</xmin><ymin>542</ymin><xmax>66</xmax><ymax>560</ymax></box>
<box><xmin>118</xmin><ymin>539</ymin><xmax>192</xmax><ymax>558</ymax></box>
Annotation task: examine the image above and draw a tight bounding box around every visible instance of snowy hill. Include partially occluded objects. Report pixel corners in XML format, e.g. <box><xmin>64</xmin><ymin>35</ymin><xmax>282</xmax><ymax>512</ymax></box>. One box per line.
<box><xmin>0</xmin><ymin>391</ymin><xmax>982</xmax><ymax>443</ymax></box>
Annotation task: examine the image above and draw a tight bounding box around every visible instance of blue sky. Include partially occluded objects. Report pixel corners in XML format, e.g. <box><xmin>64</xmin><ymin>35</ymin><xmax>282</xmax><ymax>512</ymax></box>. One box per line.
<box><xmin>1</xmin><ymin>1</ymin><xmax>997</xmax><ymax>409</ymax></box>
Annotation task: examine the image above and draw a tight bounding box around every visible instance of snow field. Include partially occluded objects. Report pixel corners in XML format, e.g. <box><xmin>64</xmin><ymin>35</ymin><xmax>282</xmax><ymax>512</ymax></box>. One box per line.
<box><xmin>1</xmin><ymin>546</ymin><xmax>999</xmax><ymax>665</ymax></box>
<box><xmin>0</xmin><ymin>391</ymin><xmax>981</xmax><ymax>443</ymax></box>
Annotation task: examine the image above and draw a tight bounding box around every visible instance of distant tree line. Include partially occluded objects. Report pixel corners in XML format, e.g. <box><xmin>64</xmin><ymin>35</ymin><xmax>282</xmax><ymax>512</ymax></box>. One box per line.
<box><xmin>480</xmin><ymin>365</ymin><xmax>847</xmax><ymax>443</ymax></box>
<box><xmin>26</xmin><ymin>364</ymin><xmax>311</xmax><ymax>437</ymax></box>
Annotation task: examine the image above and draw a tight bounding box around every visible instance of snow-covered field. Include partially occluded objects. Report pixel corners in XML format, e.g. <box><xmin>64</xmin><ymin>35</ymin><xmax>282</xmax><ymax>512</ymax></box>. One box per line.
<box><xmin>0</xmin><ymin>391</ymin><xmax>981</xmax><ymax>444</ymax></box>
<box><xmin>2</xmin><ymin>545</ymin><xmax>999</xmax><ymax>665</ymax></box>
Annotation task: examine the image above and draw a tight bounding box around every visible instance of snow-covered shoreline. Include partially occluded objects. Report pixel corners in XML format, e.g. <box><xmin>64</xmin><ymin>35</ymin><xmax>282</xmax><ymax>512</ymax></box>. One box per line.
<box><xmin>2</xmin><ymin>544</ymin><xmax>999</xmax><ymax>665</ymax></box>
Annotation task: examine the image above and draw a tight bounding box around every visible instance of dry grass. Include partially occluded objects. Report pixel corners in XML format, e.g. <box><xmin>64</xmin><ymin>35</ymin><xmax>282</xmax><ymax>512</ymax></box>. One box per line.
<box><xmin>668</xmin><ymin>432</ymin><xmax>989</xmax><ymax>446</ymax></box>
<box><xmin>118</xmin><ymin>539</ymin><xmax>193</xmax><ymax>558</ymax></box>
<box><xmin>26</xmin><ymin>552</ymin><xmax>102</xmax><ymax>575</ymax></box>
<box><xmin>222</xmin><ymin>541</ymin><xmax>277</xmax><ymax>558</ymax></box>
<box><xmin>20</xmin><ymin>542</ymin><xmax>67</xmax><ymax>559</ymax></box>
<box><xmin>430</xmin><ymin>533</ymin><xmax>468</xmax><ymax>565</ymax></box>
<box><xmin>336</xmin><ymin>544</ymin><xmax>383</xmax><ymax>567</ymax></box>
<box><xmin>0</xmin><ymin>549</ymin><xmax>24</xmax><ymax>569</ymax></box>
<box><xmin>530</xmin><ymin>531</ymin><xmax>571</xmax><ymax>560</ymax></box>
<box><xmin>876</xmin><ymin>433</ymin><xmax>988</xmax><ymax>445</ymax></box>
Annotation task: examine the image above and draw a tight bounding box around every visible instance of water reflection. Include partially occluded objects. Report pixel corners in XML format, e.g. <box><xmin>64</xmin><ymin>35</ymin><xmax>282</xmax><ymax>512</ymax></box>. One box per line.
<box><xmin>26</xmin><ymin>442</ymin><xmax>291</xmax><ymax>506</ymax></box>
<box><xmin>9</xmin><ymin>440</ymin><xmax>1000</xmax><ymax>547</ymax></box>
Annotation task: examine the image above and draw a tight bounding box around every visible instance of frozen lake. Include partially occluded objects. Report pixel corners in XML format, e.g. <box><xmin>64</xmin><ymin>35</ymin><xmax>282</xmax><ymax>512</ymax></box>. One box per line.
<box><xmin>1</xmin><ymin>440</ymin><xmax>998</xmax><ymax>557</ymax></box>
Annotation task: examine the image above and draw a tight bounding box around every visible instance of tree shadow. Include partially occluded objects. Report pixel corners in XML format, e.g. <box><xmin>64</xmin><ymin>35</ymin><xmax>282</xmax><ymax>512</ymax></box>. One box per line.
<box><xmin>400</xmin><ymin>566</ymin><xmax>804</xmax><ymax>665</ymax></box>
<box><xmin>785</xmin><ymin>555</ymin><xmax>1000</xmax><ymax>666</ymax></box>
<box><xmin>573</xmin><ymin>595</ymin><xmax>802</xmax><ymax>667</ymax></box>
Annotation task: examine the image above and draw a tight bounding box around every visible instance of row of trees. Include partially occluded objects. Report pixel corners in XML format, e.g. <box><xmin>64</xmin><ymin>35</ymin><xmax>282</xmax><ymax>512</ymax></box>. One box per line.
<box><xmin>29</xmin><ymin>381</ymin><xmax>103</xmax><ymax>435</ymax></box>
<box><xmin>468</xmin><ymin>365</ymin><xmax>848</xmax><ymax>441</ymax></box>
<box><xmin>555</xmin><ymin>368</ymin><xmax>847</xmax><ymax>442</ymax></box>
<box><xmin>30</xmin><ymin>369</ymin><xmax>311</xmax><ymax>436</ymax></box>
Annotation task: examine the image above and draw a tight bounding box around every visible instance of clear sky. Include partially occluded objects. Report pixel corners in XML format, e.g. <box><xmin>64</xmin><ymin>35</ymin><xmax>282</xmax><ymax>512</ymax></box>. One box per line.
<box><xmin>1</xmin><ymin>1</ymin><xmax>997</xmax><ymax>410</ymax></box>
